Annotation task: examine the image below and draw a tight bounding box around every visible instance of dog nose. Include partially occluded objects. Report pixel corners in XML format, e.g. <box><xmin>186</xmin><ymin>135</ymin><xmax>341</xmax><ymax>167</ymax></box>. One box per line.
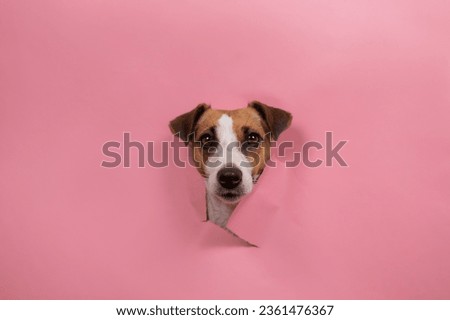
<box><xmin>217</xmin><ymin>167</ymin><xmax>242</xmax><ymax>189</ymax></box>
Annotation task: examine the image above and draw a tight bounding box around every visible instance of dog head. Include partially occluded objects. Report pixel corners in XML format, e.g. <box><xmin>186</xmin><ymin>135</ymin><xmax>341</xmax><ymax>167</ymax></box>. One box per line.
<box><xmin>169</xmin><ymin>101</ymin><xmax>292</xmax><ymax>204</ymax></box>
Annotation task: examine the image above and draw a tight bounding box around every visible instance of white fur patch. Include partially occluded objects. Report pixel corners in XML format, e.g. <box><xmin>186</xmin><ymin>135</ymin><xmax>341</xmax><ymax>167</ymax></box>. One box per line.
<box><xmin>205</xmin><ymin>114</ymin><xmax>254</xmax><ymax>226</ymax></box>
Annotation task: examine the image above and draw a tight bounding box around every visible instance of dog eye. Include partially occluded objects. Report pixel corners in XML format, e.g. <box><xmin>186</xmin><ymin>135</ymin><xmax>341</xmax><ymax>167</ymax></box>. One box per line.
<box><xmin>200</xmin><ymin>134</ymin><xmax>212</xmax><ymax>144</ymax></box>
<box><xmin>199</xmin><ymin>133</ymin><xmax>217</xmax><ymax>149</ymax></box>
<box><xmin>246</xmin><ymin>132</ymin><xmax>261</xmax><ymax>143</ymax></box>
<box><xmin>242</xmin><ymin>132</ymin><xmax>261</xmax><ymax>152</ymax></box>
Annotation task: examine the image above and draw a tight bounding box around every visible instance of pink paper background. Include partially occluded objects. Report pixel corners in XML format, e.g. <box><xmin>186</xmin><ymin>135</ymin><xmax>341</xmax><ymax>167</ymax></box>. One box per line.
<box><xmin>1</xmin><ymin>0</ymin><xmax>449</xmax><ymax>299</ymax></box>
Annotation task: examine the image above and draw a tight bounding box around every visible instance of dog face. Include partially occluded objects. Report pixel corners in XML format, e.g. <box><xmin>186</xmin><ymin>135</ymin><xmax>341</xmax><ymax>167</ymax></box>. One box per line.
<box><xmin>169</xmin><ymin>101</ymin><xmax>292</xmax><ymax>204</ymax></box>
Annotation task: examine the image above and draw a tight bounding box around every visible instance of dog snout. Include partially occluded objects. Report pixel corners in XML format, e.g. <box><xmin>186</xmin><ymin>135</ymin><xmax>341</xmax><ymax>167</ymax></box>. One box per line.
<box><xmin>217</xmin><ymin>167</ymin><xmax>242</xmax><ymax>189</ymax></box>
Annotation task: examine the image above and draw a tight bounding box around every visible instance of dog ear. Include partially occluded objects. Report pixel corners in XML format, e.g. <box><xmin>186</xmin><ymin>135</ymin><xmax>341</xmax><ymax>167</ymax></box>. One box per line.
<box><xmin>248</xmin><ymin>101</ymin><xmax>292</xmax><ymax>140</ymax></box>
<box><xmin>169</xmin><ymin>103</ymin><xmax>210</xmax><ymax>144</ymax></box>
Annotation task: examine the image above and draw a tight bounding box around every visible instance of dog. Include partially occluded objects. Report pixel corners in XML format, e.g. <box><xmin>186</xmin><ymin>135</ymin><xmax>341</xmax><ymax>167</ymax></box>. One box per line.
<box><xmin>169</xmin><ymin>101</ymin><xmax>292</xmax><ymax>230</ymax></box>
